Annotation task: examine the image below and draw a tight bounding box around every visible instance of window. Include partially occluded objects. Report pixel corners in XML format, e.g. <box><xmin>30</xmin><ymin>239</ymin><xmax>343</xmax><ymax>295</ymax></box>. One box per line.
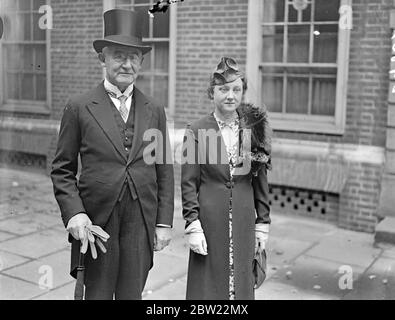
<box><xmin>246</xmin><ymin>0</ymin><xmax>351</xmax><ymax>134</ymax></box>
<box><xmin>0</xmin><ymin>0</ymin><xmax>50</xmax><ymax>114</ymax></box>
<box><xmin>112</xmin><ymin>0</ymin><xmax>176</xmax><ymax>117</ymax></box>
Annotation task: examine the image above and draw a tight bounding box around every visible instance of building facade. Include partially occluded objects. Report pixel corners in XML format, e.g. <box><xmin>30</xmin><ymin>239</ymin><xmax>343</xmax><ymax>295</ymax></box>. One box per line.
<box><xmin>0</xmin><ymin>0</ymin><xmax>394</xmax><ymax>233</ymax></box>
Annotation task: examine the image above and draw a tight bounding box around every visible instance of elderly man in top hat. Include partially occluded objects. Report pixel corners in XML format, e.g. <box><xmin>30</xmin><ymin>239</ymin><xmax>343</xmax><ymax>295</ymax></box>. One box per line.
<box><xmin>51</xmin><ymin>9</ymin><xmax>174</xmax><ymax>300</ymax></box>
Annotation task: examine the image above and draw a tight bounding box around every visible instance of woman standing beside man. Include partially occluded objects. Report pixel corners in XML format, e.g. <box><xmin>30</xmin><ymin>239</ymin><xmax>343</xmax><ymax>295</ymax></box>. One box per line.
<box><xmin>181</xmin><ymin>57</ymin><xmax>272</xmax><ymax>300</ymax></box>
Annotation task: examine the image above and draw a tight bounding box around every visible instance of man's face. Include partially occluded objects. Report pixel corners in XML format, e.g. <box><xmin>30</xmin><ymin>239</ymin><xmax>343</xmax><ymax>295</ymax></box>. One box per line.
<box><xmin>101</xmin><ymin>45</ymin><xmax>143</xmax><ymax>90</ymax></box>
<box><xmin>212</xmin><ymin>78</ymin><xmax>244</xmax><ymax>114</ymax></box>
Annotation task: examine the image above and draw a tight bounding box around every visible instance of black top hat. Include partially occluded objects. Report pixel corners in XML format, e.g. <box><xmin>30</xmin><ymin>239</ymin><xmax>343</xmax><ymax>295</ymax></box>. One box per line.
<box><xmin>93</xmin><ymin>9</ymin><xmax>152</xmax><ymax>55</ymax></box>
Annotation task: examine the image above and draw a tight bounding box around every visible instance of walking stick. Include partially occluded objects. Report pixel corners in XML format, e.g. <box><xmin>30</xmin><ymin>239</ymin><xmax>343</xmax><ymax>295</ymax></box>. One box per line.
<box><xmin>74</xmin><ymin>243</ymin><xmax>85</xmax><ymax>300</ymax></box>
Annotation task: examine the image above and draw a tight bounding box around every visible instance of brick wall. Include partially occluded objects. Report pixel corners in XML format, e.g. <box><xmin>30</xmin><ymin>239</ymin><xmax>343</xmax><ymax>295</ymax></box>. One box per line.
<box><xmin>50</xmin><ymin>0</ymin><xmax>104</xmax><ymax>121</ymax></box>
<box><xmin>339</xmin><ymin>162</ymin><xmax>383</xmax><ymax>233</ymax></box>
<box><xmin>174</xmin><ymin>0</ymin><xmax>249</xmax><ymax>128</ymax></box>
<box><xmin>46</xmin><ymin>0</ymin><xmax>104</xmax><ymax>169</ymax></box>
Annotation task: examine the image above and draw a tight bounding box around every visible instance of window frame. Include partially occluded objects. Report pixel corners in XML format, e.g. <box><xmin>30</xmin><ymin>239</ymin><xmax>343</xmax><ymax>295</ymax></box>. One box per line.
<box><xmin>0</xmin><ymin>0</ymin><xmax>52</xmax><ymax>115</ymax></box>
<box><xmin>246</xmin><ymin>0</ymin><xmax>351</xmax><ymax>134</ymax></box>
<box><xmin>104</xmin><ymin>0</ymin><xmax>176</xmax><ymax>119</ymax></box>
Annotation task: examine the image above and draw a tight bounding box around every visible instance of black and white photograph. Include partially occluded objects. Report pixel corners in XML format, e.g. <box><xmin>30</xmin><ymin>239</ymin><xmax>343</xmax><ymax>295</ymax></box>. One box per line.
<box><xmin>0</xmin><ymin>0</ymin><xmax>394</xmax><ymax>304</ymax></box>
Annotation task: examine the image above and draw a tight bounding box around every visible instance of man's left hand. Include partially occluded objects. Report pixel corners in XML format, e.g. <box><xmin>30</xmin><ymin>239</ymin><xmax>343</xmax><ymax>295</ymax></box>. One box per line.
<box><xmin>154</xmin><ymin>227</ymin><xmax>172</xmax><ymax>251</ymax></box>
<box><xmin>255</xmin><ymin>223</ymin><xmax>270</xmax><ymax>254</ymax></box>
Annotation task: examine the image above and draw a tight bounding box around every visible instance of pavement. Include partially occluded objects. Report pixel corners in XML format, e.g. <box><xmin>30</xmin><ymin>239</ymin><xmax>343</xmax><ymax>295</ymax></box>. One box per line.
<box><xmin>0</xmin><ymin>166</ymin><xmax>395</xmax><ymax>300</ymax></box>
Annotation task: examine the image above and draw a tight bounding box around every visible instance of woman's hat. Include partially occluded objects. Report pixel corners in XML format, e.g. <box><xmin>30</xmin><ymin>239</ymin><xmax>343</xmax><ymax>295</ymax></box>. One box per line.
<box><xmin>212</xmin><ymin>57</ymin><xmax>244</xmax><ymax>85</ymax></box>
<box><xmin>93</xmin><ymin>9</ymin><xmax>152</xmax><ymax>55</ymax></box>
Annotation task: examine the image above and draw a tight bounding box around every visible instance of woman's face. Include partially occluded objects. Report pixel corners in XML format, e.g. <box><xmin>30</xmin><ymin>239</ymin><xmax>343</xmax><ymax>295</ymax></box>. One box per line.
<box><xmin>212</xmin><ymin>78</ymin><xmax>244</xmax><ymax>114</ymax></box>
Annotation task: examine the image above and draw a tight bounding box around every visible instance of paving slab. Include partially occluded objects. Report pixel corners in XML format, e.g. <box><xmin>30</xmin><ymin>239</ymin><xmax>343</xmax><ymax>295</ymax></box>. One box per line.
<box><xmin>32</xmin><ymin>281</ymin><xmax>75</xmax><ymax>300</ymax></box>
<box><xmin>163</xmin><ymin>235</ymin><xmax>189</xmax><ymax>259</ymax></box>
<box><xmin>0</xmin><ymin>213</ymin><xmax>61</xmax><ymax>235</ymax></box>
<box><xmin>0</xmin><ymin>203</ymin><xmax>29</xmax><ymax>220</ymax></box>
<box><xmin>0</xmin><ymin>274</ymin><xmax>45</xmax><ymax>300</ymax></box>
<box><xmin>0</xmin><ymin>200</ymin><xmax>58</xmax><ymax>220</ymax></box>
<box><xmin>0</xmin><ymin>168</ymin><xmax>49</xmax><ymax>185</ymax></box>
<box><xmin>255</xmin><ymin>280</ymin><xmax>335</xmax><ymax>300</ymax></box>
<box><xmin>144</xmin><ymin>275</ymin><xmax>187</xmax><ymax>300</ymax></box>
<box><xmin>270</xmin><ymin>217</ymin><xmax>336</xmax><ymax>243</ymax></box>
<box><xmin>306</xmin><ymin>231</ymin><xmax>380</xmax><ymax>269</ymax></box>
<box><xmin>0</xmin><ymin>229</ymin><xmax>69</xmax><ymax>259</ymax></box>
<box><xmin>266</xmin><ymin>235</ymin><xmax>315</xmax><ymax>267</ymax></box>
<box><xmin>263</xmin><ymin>255</ymin><xmax>365</xmax><ymax>299</ymax></box>
<box><xmin>2</xmin><ymin>249</ymin><xmax>71</xmax><ymax>289</ymax></box>
<box><xmin>145</xmin><ymin>252</ymin><xmax>188</xmax><ymax>293</ymax></box>
<box><xmin>343</xmin><ymin>257</ymin><xmax>395</xmax><ymax>300</ymax></box>
<box><xmin>0</xmin><ymin>231</ymin><xmax>17</xmax><ymax>242</ymax></box>
<box><xmin>0</xmin><ymin>250</ymin><xmax>31</xmax><ymax>271</ymax></box>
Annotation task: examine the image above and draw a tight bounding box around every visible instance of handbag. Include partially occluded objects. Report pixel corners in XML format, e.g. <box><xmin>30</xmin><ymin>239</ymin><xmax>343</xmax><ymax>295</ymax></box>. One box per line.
<box><xmin>253</xmin><ymin>250</ymin><xmax>267</xmax><ymax>289</ymax></box>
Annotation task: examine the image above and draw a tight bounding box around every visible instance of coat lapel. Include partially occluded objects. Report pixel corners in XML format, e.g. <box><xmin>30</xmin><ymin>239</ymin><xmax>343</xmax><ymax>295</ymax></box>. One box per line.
<box><xmin>86</xmin><ymin>82</ymin><xmax>127</xmax><ymax>162</ymax></box>
<box><xmin>205</xmin><ymin>112</ymin><xmax>231</xmax><ymax>180</ymax></box>
<box><xmin>127</xmin><ymin>87</ymin><xmax>152</xmax><ymax>165</ymax></box>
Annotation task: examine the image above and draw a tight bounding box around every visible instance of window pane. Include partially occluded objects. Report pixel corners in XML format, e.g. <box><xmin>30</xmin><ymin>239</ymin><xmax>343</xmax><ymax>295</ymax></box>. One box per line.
<box><xmin>313</xmin><ymin>24</ymin><xmax>338</xmax><ymax>63</ymax></box>
<box><xmin>154</xmin><ymin>43</ymin><xmax>169</xmax><ymax>72</ymax></box>
<box><xmin>18</xmin><ymin>0</ymin><xmax>31</xmax><ymax>11</ymax></box>
<box><xmin>139</xmin><ymin>6</ymin><xmax>150</xmax><ymax>38</ymax></box>
<box><xmin>312</xmin><ymin>77</ymin><xmax>336</xmax><ymax>115</ymax></box>
<box><xmin>6</xmin><ymin>73</ymin><xmax>20</xmax><ymax>99</ymax></box>
<box><xmin>140</xmin><ymin>49</ymin><xmax>152</xmax><ymax>72</ymax></box>
<box><xmin>287</xmin><ymin>25</ymin><xmax>309</xmax><ymax>62</ymax></box>
<box><xmin>286</xmin><ymin>76</ymin><xmax>309</xmax><ymax>114</ymax></box>
<box><xmin>288</xmin><ymin>2</ymin><xmax>311</xmax><ymax>22</ymax></box>
<box><xmin>314</xmin><ymin>0</ymin><xmax>340</xmax><ymax>21</ymax></box>
<box><xmin>6</xmin><ymin>13</ymin><xmax>30</xmax><ymax>41</ymax></box>
<box><xmin>5</xmin><ymin>45</ymin><xmax>23</xmax><ymax>70</ymax></box>
<box><xmin>116</xmin><ymin>0</ymin><xmax>132</xmax><ymax>6</ymax></box>
<box><xmin>136</xmin><ymin>75</ymin><xmax>152</xmax><ymax>96</ymax></box>
<box><xmin>36</xmin><ymin>74</ymin><xmax>46</xmax><ymax>100</ymax></box>
<box><xmin>3</xmin><ymin>0</ymin><xmax>17</xmax><ymax>10</ymax></box>
<box><xmin>263</xmin><ymin>0</ymin><xmax>284</xmax><ymax>23</ymax></box>
<box><xmin>35</xmin><ymin>45</ymin><xmax>47</xmax><ymax>71</ymax></box>
<box><xmin>33</xmin><ymin>13</ymin><xmax>46</xmax><ymax>41</ymax></box>
<box><xmin>21</xmin><ymin>74</ymin><xmax>35</xmax><ymax>100</ymax></box>
<box><xmin>153</xmin><ymin>11</ymin><xmax>169</xmax><ymax>37</ymax></box>
<box><xmin>262</xmin><ymin>74</ymin><xmax>283</xmax><ymax>113</ymax></box>
<box><xmin>33</xmin><ymin>0</ymin><xmax>46</xmax><ymax>11</ymax></box>
<box><xmin>23</xmin><ymin>13</ymin><xmax>32</xmax><ymax>40</ymax></box>
<box><xmin>153</xmin><ymin>76</ymin><xmax>168</xmax><ymax>106</ymax></box>
<box><xmin>23</xmin><ymin>46</ymin><xmax>34</xmax><ymax>71</ymax></box>
<box><xmin>262</xmin><ymin>26</ymin><xmax>283</xmax><ymax>62</ymax></box>
<box><xmin>134</xmin><ymin>0</ymin><xmax>150</xmax><ymax>5</ymax></box>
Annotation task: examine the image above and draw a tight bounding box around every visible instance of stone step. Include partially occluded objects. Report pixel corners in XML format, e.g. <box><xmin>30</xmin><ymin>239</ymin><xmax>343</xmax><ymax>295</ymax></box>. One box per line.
<box><xmin>375</xmin><ymin>217</ymin><xmax>395</xmax><ymax>245</ymax></box>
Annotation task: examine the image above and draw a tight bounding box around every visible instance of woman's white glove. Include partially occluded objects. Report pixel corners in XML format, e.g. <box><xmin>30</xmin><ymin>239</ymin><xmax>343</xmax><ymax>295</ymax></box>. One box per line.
<box><xmin>185</xmin><ymin>220</ymin><xmax>208</xmax><ymax>255</ymax></box>
<box><xmin>255</xmin><ymin>223</ymin><xmax>269</xmax><ymax>254</ymax></box>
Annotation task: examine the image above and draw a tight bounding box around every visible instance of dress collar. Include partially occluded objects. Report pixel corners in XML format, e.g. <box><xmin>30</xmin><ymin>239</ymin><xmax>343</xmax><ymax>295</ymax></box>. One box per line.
<box><xmin>213</xmin><ymin>111</ymin><xmax>240</xmax><ymax>131</ymax></box>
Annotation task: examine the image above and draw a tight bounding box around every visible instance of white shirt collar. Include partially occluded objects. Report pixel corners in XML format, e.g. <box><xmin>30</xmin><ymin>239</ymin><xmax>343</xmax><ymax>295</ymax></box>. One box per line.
<box><xmin>104</xmin><ymin>78</ymin><xmax>134</xmax><ymax>98</ymax></box>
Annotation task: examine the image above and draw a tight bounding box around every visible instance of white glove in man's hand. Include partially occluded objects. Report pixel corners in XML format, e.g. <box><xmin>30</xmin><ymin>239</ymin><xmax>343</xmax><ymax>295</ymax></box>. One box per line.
<box><xmin>255</xmin><ymin>223</ymin><xmax>269</xmax><ymax>254</ymax></box>
<box><xmin>185</xmin><ymin>220</ymin><xmax>208</xmax><ymax>255</ymax></box>
<box><xmin>66</xmin><ymin>213</ymin><xmax>92</xmax><ymax>241</ymax></box>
